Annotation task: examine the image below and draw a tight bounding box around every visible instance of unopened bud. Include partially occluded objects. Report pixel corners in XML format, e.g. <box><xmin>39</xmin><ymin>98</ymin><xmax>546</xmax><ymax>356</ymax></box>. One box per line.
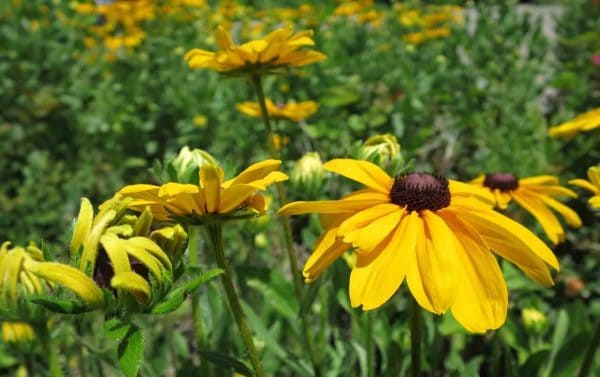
<box><xmin>170</xmin><ymin>146</ymin><xmax>217</xmax><ymax>184</ymax></box>
<box><xmin>359</xmin><ymin>134</ymin><xmax>403</xmax><ymax>172</ymax></box>
<box><xmin>521</xmin><ymin>308</ymin><xmax>547</xmax><ymax>333</ymax></box>
<box><xmin>291</xmin><ymin>152</ymin><xmax>324</xmax><ymax>196</ymax></box>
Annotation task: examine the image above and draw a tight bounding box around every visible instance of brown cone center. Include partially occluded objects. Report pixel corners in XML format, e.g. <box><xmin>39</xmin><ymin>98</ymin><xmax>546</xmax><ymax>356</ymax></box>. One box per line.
<box><xmin>483</xmin><ymin>173</ymin><xmax>519</xmax><ymax>192</ymax></box>
<box><xmin>390</xmin><ymin>173</ymin><xmax>451</xmax><ymax>212</ymax></box>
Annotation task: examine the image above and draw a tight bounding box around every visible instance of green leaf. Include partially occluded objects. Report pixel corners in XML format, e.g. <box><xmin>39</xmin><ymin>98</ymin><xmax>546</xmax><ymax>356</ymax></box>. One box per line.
<box><xmin>544</xmin><ymin>309</ymin><xmax>569</xmax><ymax>377</ymax></box>
<box><xmin>118</xmin><ymin>324</ymin><xmax>144</xmax><ymax>377</ymax></box>
<box><xmin>299</xmin><ymin>278</ymin><xmax>322</xmax><ymax>316</ymax></box>
<box><xmin>29</xmin><ymin>294</ymin><xmax>91</xmax><ymax>314</ymax></box>
<box><xmin>246</xmin><ymin>278</ymin><xmax>298</xmax><ymax>320</ymax></box>
<box><xmin>104</xmin><ymin>318</ymin><xmax>130</xmax><ymax>341</ymax></box>
<box><xmin>198</xmin><ymin>349</ymin><xmax>252</xmax><ymax>376</ymax></box>
<box><xmin>552</xmin><ymin>332</ymin><xmax>591</xmax><ymax>377</ymax></box>
<box><xmin>151</xmin><ymin>268</ymin><xmax>223</xmax><ymax>314</ymax></box>
<box><xmin>520</xmin><ymin>349</ymin><xmax>550</xmax><ymax>377</ymax></box>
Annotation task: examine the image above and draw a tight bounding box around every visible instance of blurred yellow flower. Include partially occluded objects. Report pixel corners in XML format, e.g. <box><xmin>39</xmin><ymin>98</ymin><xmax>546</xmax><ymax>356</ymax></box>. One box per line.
<box><xmin>184</xmin><ymin>26</ymin><xmax>326</xmax><ymax>74</ymax></box>
<box><xmin>236</xmin><ymin>99</ymin><xmax>318</xmax><ymax>122</ymax></box>
<box><xmin>193</xmin><ymin>115</ymin><xmax>208</xmax><ymax>127</ymax></box>
<box><xmin>279</xmin><ymin>159</ymin><xmax>559</xmax><ymax>333</ymax></box>
<box><xmin>548</xmin><ymin>108</ymin><xmax>600</xmax><ymax>138</ymax></box>
<box><xmin>569</xmin><ymin>166</ymin><xmax>600</xmax><ymax>208</ymax></box>
<box><xmin>119</xmin><ymin>160</ymin><xmax>288</xmax><ymax>221</ymax></box>
<box><xmin>403</xmin><ymin>27</ymin><xmax>451</xmax><ymax>45</ymax></box>
<box><xmin>2</xmin><ymin>322</ymin><xmax>35</xmax><ymax>343</ymax></box>
<box><xmin>471</xmin><ymin>173</ymin><xmax>581</xmax><ymax>244</ymax></box>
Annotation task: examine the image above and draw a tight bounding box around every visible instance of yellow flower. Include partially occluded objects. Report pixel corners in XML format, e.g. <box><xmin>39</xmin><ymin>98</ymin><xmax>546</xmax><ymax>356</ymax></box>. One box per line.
<box><xmin>279</xmin><ymin>159</ymin><xmax>559</xmax><ymax>333</ymax></box>
<box><xmin>471</xmin><ymin>173</ymin><xmax>581</xmax><ymax>244</ymax></box>
<box><xmin>0</xmin><ymin>242</ymin><xmax>104</xmax><ymax>308</ymax></box>
<box><xmin>2</xmin><ymin>322</ymin><xmax>35</xmax><ymax>343</ymax></box>
<box><xmin>403</xmin><ymin>27</ymin><xmax>451</xmax><ymax>45</ymax></box>
<box><xmin>569</xmin><ymin>166</ymin><xmax>600</xmax><ymax>209</ymax></box>
<box><xmin>70</xmin><ymin>197</ymin><xmax>182</xmax><ymax>304</ymax></box>
<box><xmin>119</xmin><ymin>160</ymin><xmax>288</xmax><ymax>221</ymax></box>
<box><xmin>236</xmin><ymin>99</ymin><xmax>318</xmax><ymax>122</ymax></box>
<box><xmin>184</xmin><ymin>26</ymin><xmax>327</xmax><ymax>75</ymax></box>
<box><xmin>548</xmin><ymin>108</ymin><xmax>600</xmax><ymax>138</ymax></box>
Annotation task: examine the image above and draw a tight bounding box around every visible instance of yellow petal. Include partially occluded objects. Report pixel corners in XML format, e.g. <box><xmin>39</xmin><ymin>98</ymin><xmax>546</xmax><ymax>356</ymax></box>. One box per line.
<box><xmin>339</xmin><ymin>204</ymin><xmax>404</xmax><ymax>252</ymax></box>
<box><xmin>518</xmin><ymin>176</ymin><xmax>559</xmax><ymax>185</ymax></box>
<box><xmin>449</xmin><ymin>180</ymin><xmax>495</xmax><ymax>205</ymax></box>
<box><xmin>26</xmin><ymin>261</ymin><xmax>104</xmax><ymax>308</ymax></box>
<box><xmin>349</xmin><ymin>214</ymin><xmax>415</xmax><ymax>310</ymax></box>
<box><xmin>215</xmin><ymin>26</ymin><xmax>235</xmax><ymax>50</ymax></box>
<box><xmin>541</xmin><ymin>196</ymin><xmax>582</xmax><ymax>228</ymax></box>
<box><xmin>589</xmin><ymin>196</ymin><xmax>600</xmax><ymax>208</ymax></box>
<box><xmin>441</xmin><ymin>212</ymin><xmax>508</xmax><ymax>333</ymax></box>
<box><xmin>70</xmin><ymin>198</ymin><xmax>94</xmax><ymax>254</ymax></box>
<box><xmin>236</xmin><ymin>102</ymin><xmax>262</xmax><ymax>118</ymax></box>
<box><xmin>111</xmin><ymin>271</ymin><xmax>151</xmax><ymax>303</ymax></box>
<box><xmin>100</xmin><ymin>234</ymin><xmax>132</xmax><ymax>275</ymax></box>
<box><xmin>127</xmin><ymin>237</ymin><xmax>172</xmax><ymax>272</ymax></box>
<box><xmin>1</xmin><ymin>248</ymin><xmax>25</xmax><ymax>302</ymax></box>
<box><xmin>588</xmin><ymin>167</ymin><xmax>600</xmax><ymax>187</ymax></box>
<box><xmin>569</xmin><ymin>178</ymin><xmax>598</xmax><ymax>194</ymax></box>
<box><xmin>219</xmin><ymin>184</ymin><xmax>259</xmax><ymax>213</ymax></box>
<box><xmin>404</xmin><ymin>213</ymin><xmax>435</xmax><ymax>313</ymax></box>
<box><xmin>80</xmin><ymin>209</ymin><xmax>116</xmax><ymax>274</ymax></box>
<box><xmin>222</xmin><ymin>159</ymin><xmax>282</xmax><ymax>188</ymax></box>
<box><xmin>511</xmin><ymin>190</ymin><xmax>565</xmax><ymax>244</ymax></box>
<box><xmin>200</xmin><ymin>165</ymin><xmax>222</xmax><ymax>213</ymax></box>
<box><xmin>323</xmin><ymin>159</ymin><xmax>392</xmax><ymax>193</ymax></box>
<box><xmin>303</xmin><ymin>227</ymin><xmax>349</xmax><ymax>282</ymax></box>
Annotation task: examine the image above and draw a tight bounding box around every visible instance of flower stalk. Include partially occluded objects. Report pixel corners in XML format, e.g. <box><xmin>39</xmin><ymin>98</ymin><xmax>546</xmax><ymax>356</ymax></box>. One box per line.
<box><xmin>250</xmin><ymin>73</ymin><xmax>322</xmax><ymax>377</ymax></box>
<box><xmin>207</xmin><ymin>224</ymin><xmax>265</xmax><ymax>377</ymax></box>
<box><xmin>37</xmin><ymin>322</ymin><xmax>63</xmax><ymax>377</ymax></box>
<box><xmin>365</xmin><ymin>311</ymin><xmax>375</xmax><ymax>377</ymax></box>
<box><xmin>410</xmin><ymin>296</ymin><xmax>421</xmax><ymax>377</ymax></box>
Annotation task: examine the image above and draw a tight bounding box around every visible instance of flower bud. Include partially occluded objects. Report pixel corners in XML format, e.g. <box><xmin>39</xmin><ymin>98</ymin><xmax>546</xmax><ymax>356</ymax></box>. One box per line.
<box><xmin>291</xmin><ymin>152</ymin><xmax>325</xmax><ymax>196</ymax></box>
<box><xmin>170</xmin><ymin>146</ymin><xmax>217</xmax><ymax>184</ymax></box>
<box><xmin>521</xmin><ymin>308</ymin><xmax>547</xmax><ymax>333</ymax></box>
<box><xmin>359</xmin><ymin>134</ymin><xmax>403</xmax><ymax>172</ymax></box>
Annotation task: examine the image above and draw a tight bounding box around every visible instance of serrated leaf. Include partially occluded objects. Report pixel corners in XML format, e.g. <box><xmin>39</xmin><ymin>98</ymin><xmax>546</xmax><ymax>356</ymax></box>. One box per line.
<box><xmin>118</xmin><ymin>324</ymin><xmax>144</xmax><ymax>377</ymax></box>
<box><xmin>151</xmin><ymin>268</ymin><xmax>222</xmax><ymax>314</ymax></box>
<box><xmin>29</xmin><ymin>294</ymin><xmax>91</xmax><ymax>314</ymax></box>
<box><xmin>198</xmin><ymin>349</ymin><xmax>252</xmax><ymax>376</ymax></box>
<box><xmin>104</xmin><ymin>318</ymin><xmax>130</xmax><ymax>341</ymax></box>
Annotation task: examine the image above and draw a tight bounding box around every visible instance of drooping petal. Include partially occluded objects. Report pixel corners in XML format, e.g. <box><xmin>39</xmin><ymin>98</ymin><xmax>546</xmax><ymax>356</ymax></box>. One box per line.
<box><xmin>323</xmin><ymin>159</ymin><xmax>393</xmax><ymax>193</ymax></box>
<box><xmin>100</xmin><ymin>233</ymin><xmax>132</xmax><ymax>276</ymax></box>
<box><xmin>541</xmin><ymin>196</ymin><xmax>582</xmax><ymax>228</ymax></box>
<box><xmin>441</xmin><ymin>212</ymin><xmax>508</xmax><ymax>333</ymax></box>
<box><xmin>569</xmin><ymin>178</ymin><xmax>598</xmax><ymax>194</ymax></box>
<box><xmin>303</xmin><ymin>227</ymin><xmax>350</xmax><ymax>282</ymax></box>
<box><xmin>127</xmin><ymin>237</ymin><xmax>172</xmax><ymax>272</ymax></box>
<box><xmin>111</xmin><ymin>271</ymin><xmax>151</xmax><ymax>303</ymax></box>
<box><xmin>349</xmin><ymin>214</ymin><xmax>415</xmax><ymax>310</ymax></box>
<box><xmin>511</xmin><ymin>190</ymin><xmax>565</xmax><ymax>244</ymax></box>
<box><xmin>339</xmin><ymin>204</ymin><xmax>404</xmax><ymax>252</ymax></box>
<box><xmin>70</xmin><ymin>198</ymin><xmax>94</xmax><ymax>254</ymax></box>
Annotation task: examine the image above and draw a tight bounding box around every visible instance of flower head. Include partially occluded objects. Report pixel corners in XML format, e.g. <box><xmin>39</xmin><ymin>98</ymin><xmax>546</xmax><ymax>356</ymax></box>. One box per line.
<box><xmin>70</xmin><ymin>197</ymin><xmax>185</xmax><ymax>306</ymax></box>
<box><xmin>119</xmin><ymin>160</ymin><xmax>288</xmax><ymax>223</ymax></box>
<box><xmin>569</xmin><ymin>166</ymin><xmax>600</xmax><ymax>209</ymax></box>
<box><xmin>548</xmin><ymin>108</ymin><xmax>600</xmax><ymax>138</ymax></box>
<box><xmin>184</xmin><ymin>26</ymin><xmax>326</xmax><ymax>75</ymax></box>
<box><xmin>279</xmin><ymin>159</ymin><xmax>559</xmax><ymax>332</ymax></box>
<box><xmin>471</xmin><ymin>173</ymin><xmax>581</xmax><ymax>244</ymax></box>
<box><xmin>0</xmin><ymin>241</ymin><xmax>104</xmax><ymax>310</ymax></box>
<box><xmin>236</xmin><ymin>99</ymin><xmax>318</xmax><ymax>122</ymax></box>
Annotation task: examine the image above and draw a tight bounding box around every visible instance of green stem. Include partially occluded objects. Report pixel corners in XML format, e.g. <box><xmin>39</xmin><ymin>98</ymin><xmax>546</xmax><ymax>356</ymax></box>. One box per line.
<box><xmin>410</xmin><ymin>297</ymin><xmax>421</xmax><ymax>377</ymax></box>
<box><xmin>207</xmin><ymin>224</ymin><xmax>266</xmax><ymax>377</ymax></box>
<box><xmin>577</xmin><ymin>319</ymin><xmax>600</xmax><ymax>377</ymax></box>
<box><xmin>250</xmin><ymin>73</ymin><xmax>322</xmax><ymax>377</ymax></box>
<box><xmin>189</xmin><ymin>226</ymin><xmax>212</xmax><ymax>376</ymax></box>
<box><xmin>38</xmin><ymin>322</ymin><xmax>63</xmax><ymax>377</ymax></box>
<box><xmin>365</xmin><ymin>311</ymin><xmax>375</xmax><ymax>377</ymax></box>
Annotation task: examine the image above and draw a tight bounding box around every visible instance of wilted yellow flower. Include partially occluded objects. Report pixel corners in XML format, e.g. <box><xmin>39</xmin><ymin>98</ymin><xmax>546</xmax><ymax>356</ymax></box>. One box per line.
<box><xmin>0</xmin><ymin>242</ymin><xmax>103</xmax><ymax>309</ymax></box>
<box><xmin>548</xmin><ymin>108</ymin><xmax>600</xmax><ymax>138</ymax></box>
<box><xmin>279</xmin><ymin>159</ymin><xmax>559</xmax><ymax>333</ymax></box>
<box><xmin>70</xmin><ymin>197</ymin><xmax>183</xmax><ymax>304</ymax></box>
<box><xmin>2</xmin><ymin>322</ymin><xmax>35</xmax><ymax>343</ymax></box>
<box><xmin>236</xmin><ymin>99</ymin><xmax>318</xmax><ymax>122</ymax></box>
<box><xmin>569</xmin><ymin>166</ymin><xmax>600</xmax><ymax>208</ymax></box>
<box><xmin>184</xmin><ymin>26</ymin><xmax>326</xmax><ymax>75</ymax></box>
<box><xmin>119</xmin><ymin>160</ymin><xmax>288</xmax><ymax>221</ymax></box>
<box><xmin>471</xmin><ymin>173</ymin><xmax>581</xmax><ymax>244</ymax></box>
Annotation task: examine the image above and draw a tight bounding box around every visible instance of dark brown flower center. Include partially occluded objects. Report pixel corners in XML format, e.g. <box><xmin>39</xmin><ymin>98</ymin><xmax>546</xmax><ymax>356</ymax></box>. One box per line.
<box><xmin>390</xmin><ymin>173</ymin><xmax>450</xmax><ymax>212</ymax></box>
<box><xmin>483</xmin><ymin>173</ymin><xmax>519</xmax><ymax>192</ymax></box>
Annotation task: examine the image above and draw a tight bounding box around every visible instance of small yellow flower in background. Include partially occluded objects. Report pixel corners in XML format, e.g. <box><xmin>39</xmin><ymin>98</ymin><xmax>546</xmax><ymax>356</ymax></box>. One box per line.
<box><xmin>272</xmin><ymin>133</ymin><xmax>290</xmax><ymax>151</ymax></box>
<box><xmin>119</xmin><ymin>160</ymin><xmax>288</xmax><ymax>222</ymax></box>
<box><xmin>70</xmin><ymin>196</ymin><xmax>184</xmax><ymax>305</ymax></box>
<box><xmin>236</xmin><ymin>99</ymin><xmax>318</xmax><ymax>122</ymax></box>
<box><xmin>0</xmin><ymin>241</ymin><xmax>104</xmax><ymax>309</ymax></box>
<box><xmin>403</xmin><ymin>27</ymin><xmax>451</xmax><ymax>45</ymax></box>
<box><xmin>569</xmin><ymin>166</ymin><xmax>600</xmax><ymax>208</ymax></box>
<box><xmin>279</xmin><ymin>159</ymin><xmax>560</xmax><ymax>333</ymax></box>
<box><xmin>193</xmin><ymin>114</ymin><xmax>208</xmax><ymax>128</ymax></box>
<box><xmin>184</xmin><ymin>26</ymin><xmax>326</xmax><ymax>75</ymax></box>
<box><xmin>548</xmin><ymin>108</ymin><xmax>600</xmax><ymax>138</ymax></box>
<box><xmin>2</xmin><ymin>322</ymin><xmax>35</xmax><ymax>343</ymax></box>
<box><xmin>521</xmin><ymin>308</ymin><xmax>548</xmax><ymax>333</ymax></box>
<box><xmin>471</xmin><ymin>173</ymin><xmax>582</xmax><ymax>244</ymax></box>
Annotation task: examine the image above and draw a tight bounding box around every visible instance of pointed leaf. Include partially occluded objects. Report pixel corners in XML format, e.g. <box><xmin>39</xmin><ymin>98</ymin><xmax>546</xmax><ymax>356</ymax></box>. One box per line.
<box><xmin>151</xmin><ymin>268</ymin><xmax>223</xmax><ymax>314</ymax></box>
<box><xmin>118</xmin><ymin>324</ymin><xmax>144</xmax><ymax>377</ymax></box>
<box><xmin>198</xmin><ymin>349</ymin><xmax>252</xmax><ymax>375</ymax></box>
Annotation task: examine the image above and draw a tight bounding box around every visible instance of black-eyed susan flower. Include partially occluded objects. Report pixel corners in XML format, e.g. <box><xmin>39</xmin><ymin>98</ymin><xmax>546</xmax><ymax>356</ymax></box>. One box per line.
<box><xmin>279</xmin><ymin>159</ymin><xmax>560</xmax><ymax>333</ymax></box>
<box><xmin>548</xmin><ymin>108</ymin><xmax>600</xmax><ymax>138</ymax></box>
<box><xmin>471</xmin><ymin>173</ymin><xmax>581</xmax><ymax>244</ymax></box>
<box><xmin>118</xmin><ymin>160</ymin><xmax>288</xmax><ymax>222</ymax></box>
<box><xmin>70</xmin><ymin>196</ymin><xmax>184</xmax><ymax>306</ymax></box>
<box><xmin>2</xmin><ymin>322</ymin><xmax>35</xmax><ymax>343</ymax></box>
<box><xmin>236</xmin><ymin>99</ymin><xmax>318</xmax><ymax>122</ymax></box>
<box><xmin>0</xmin><ymin>241</ymin><xmax>104</xmax><ymax>309</ymax></box>
<box><xmin>569</xmin><ymin>166</ymin><xmax>600</xmax><ymax>209</ymax></box>
<box><xmin>184</xmin><ymin>26</ymin><xmax>326</xmax><ymax>75</ymax></box>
